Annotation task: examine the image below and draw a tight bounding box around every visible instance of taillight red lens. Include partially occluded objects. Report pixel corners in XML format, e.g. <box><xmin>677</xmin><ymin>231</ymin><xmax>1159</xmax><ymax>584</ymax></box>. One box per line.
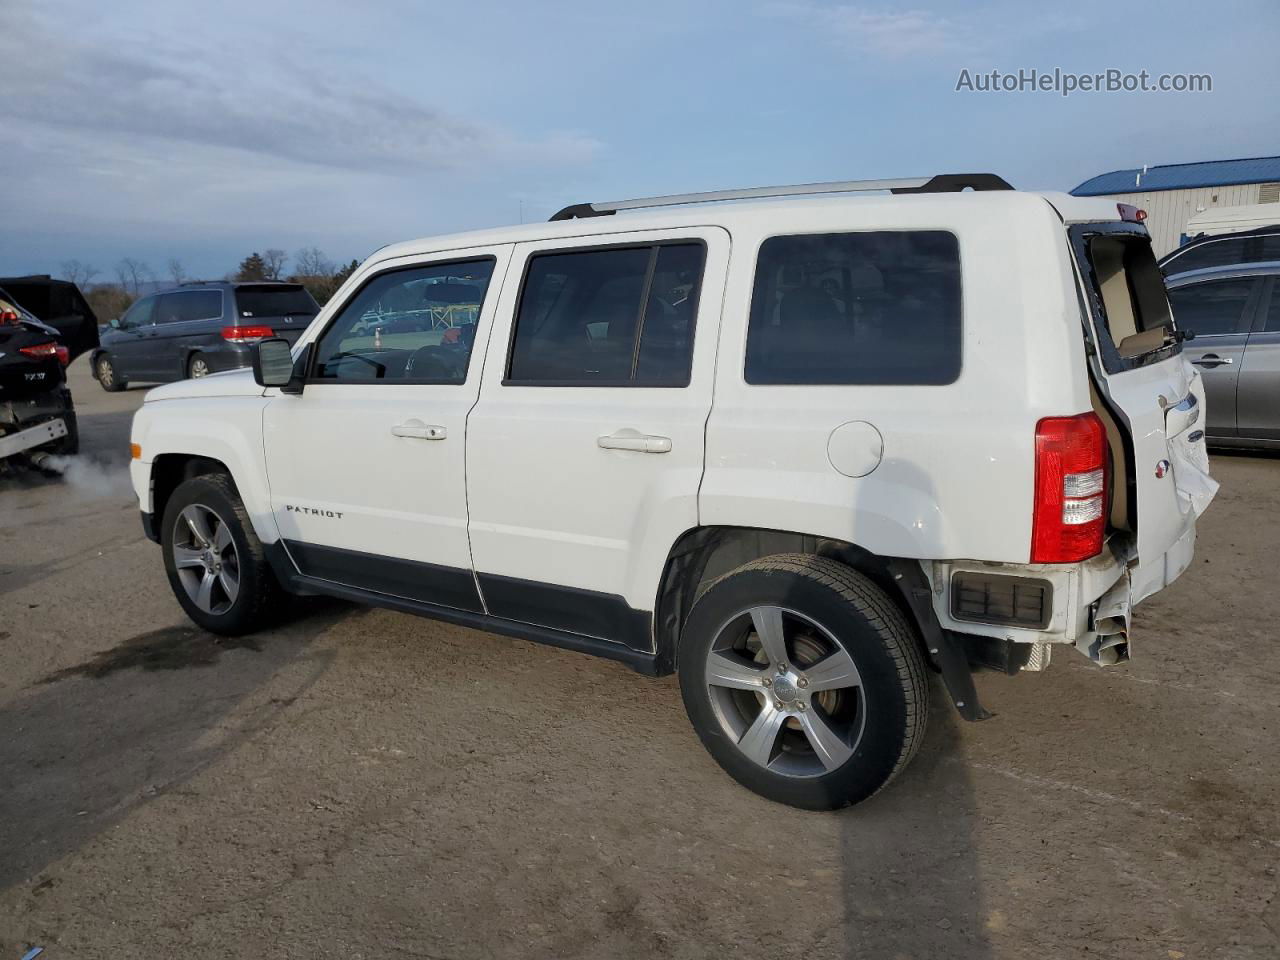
<box><xmin>18</xmin><ymin>342</ymin><xmax>59</xmax><ymax>360</ymax></box>
<box><xmin>222</xmin><ymin>325</ymin><xmax>274</xmax><ymax>342</ymax></box>
<box><xmin>1031</xmin><ymin>413</ymin><xmax>1108</xmax><ymax>563</ymax></box>
<box><xmin>55</xmin><ymin>345</ymin><xmax>70</xmax><ymax>365</ymax></box>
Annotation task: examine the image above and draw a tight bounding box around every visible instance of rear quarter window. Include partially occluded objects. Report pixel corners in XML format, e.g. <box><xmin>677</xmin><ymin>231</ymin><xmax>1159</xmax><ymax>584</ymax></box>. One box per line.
<box><xmin>744</xmin><ymin>231</ymin><xmax>961</xmax><ymax>385</ymax></box>
<box><xmin>235</xmin><ymin>286</ymin><xmax>319</xmax><ymax>319</ymax></box>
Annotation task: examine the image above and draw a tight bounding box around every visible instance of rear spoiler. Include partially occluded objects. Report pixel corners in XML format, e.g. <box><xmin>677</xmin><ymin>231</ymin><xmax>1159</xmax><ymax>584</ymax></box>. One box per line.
<box><xmin>0</xmin><ymin>276</ymin><xmax>100</xmax><ymax>361</ymax></box>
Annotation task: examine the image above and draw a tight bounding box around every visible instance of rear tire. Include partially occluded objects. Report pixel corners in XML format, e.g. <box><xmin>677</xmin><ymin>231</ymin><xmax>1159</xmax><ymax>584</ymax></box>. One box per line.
<box><xmin>96</xmin><ymin>354</ymin><xmax>126</xmax><ymax>392</ymax></box>
<box><xmin>161</xmin><ymin>473</ymin><xmax>283</xmax><ymax>635</ymax></box>
<box><xmin>678</xmin><ymin>554</ymin><xmax>929</xmax><ymax>810</ymax></box>
<box><xmin>187</xmin><ymin>353</ymin><xmax>210</xmax><ymax>379</ymax></box>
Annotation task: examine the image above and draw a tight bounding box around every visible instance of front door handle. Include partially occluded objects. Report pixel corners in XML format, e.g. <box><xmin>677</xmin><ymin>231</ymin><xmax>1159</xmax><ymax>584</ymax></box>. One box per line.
<box><xmin>392</xmin><ymin>419</ymin><xmax>446</xmax><ymax>440</ymax></box>
<box><xmin>1191</xmin><ymin>354</ymin><xmax>1233</xmax><ymax>367</ymax></box>
<box><xmin>598</xmin><ymin>430</ymin><xmax>671</xmax><ymax>454</ymax></box>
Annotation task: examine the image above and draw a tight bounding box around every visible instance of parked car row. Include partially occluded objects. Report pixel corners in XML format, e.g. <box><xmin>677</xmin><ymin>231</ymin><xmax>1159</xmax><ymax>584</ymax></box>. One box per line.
<box><xmin>91</xmin><ymin>281</ymin><xmax>319</xmax><ymax>391</ymax></box>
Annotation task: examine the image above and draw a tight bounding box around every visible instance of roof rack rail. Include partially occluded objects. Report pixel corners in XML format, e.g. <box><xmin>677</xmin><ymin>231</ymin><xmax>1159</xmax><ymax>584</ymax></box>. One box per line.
<box><xmin>548</xmin><ymin>173</ymin><xmax>1014</xmax><ymax>221</ymax></box>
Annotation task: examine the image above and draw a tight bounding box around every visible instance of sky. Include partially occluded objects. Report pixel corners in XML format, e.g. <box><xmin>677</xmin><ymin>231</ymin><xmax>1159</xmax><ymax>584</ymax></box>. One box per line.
<box><xmin>2</xmin><ymin>0</ymin><xmax>1278</xmax><ymax>283</ymax></box>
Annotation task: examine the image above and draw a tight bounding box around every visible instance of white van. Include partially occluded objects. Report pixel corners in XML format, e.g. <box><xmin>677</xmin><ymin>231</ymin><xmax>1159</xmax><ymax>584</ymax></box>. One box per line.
<box><xmin>128</xmin><ymin>174</ymin><xmax>1216</xmax><ymax>808</ymax></box>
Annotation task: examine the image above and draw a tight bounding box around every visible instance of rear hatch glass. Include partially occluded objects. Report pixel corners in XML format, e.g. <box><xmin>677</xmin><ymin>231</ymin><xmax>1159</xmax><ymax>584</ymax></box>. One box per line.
<box><xmin>234</xmin><ymin>285</ymin><xmax>318</xmax><ymax>343</ymax></box>
<box><xmin>1068</xmin><ymin>222</ymin><xmax>1215</xmax><ymax>596</ymax></box>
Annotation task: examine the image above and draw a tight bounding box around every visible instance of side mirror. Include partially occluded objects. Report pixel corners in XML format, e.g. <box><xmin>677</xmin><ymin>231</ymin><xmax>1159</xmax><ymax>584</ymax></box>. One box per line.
<box><xmin>253</xmin><ymin>338</ymin><xmax>311</xmax><ymax>394</ymax></box>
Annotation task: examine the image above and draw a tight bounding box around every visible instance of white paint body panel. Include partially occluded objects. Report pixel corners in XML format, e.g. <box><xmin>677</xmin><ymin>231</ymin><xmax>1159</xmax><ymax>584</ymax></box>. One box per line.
<box><xmin>259</xmin><ymin>245</ymin><xmax>512</xmax><ymax>573</ymax></box>
<box><xmin>702</xmin><ymin>192</ymin><xmax>1089</xmax><ymax>563</ymax></box>
<box><xmin>466</xmin><ymin>227</ymin><xmax>730</xmax><ymax>613</ymax></box>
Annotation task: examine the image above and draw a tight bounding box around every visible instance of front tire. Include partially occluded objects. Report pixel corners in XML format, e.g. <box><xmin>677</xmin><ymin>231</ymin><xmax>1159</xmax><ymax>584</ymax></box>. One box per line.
<box><xmin>161</xmin><ymin>474</ymin><xmax>282</xmax><ymax>635</ymax></box>
<box><xmin>96</xmin><ymin>354</ymin><xmax>126</xmax><ymax>392</ymax></box>
<box><xmin>678</xmin><ymin>554</ymin><xmax>929</xmax><ymax>810</ymax></box>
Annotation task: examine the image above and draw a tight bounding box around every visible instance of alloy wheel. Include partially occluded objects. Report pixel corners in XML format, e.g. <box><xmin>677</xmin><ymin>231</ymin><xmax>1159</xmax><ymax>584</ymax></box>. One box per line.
<box><xmin>171</xmin><ymin>504</ymin><xmax>240</xmax><ymax>615</ymax></box>
<box><xmin>704</xmin><ymin>605</ymin><xmax>866</xmax><ymax>777</ymax></box>
<box><xmin>189</xmin><ymin>357</ymin><xmax>209</xmax><ymax>378</ymax></box>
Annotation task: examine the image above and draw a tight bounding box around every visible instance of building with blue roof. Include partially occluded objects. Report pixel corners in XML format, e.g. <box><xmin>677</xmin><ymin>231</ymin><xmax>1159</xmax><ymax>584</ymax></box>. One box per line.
<box><xmin>1070</xmin><ymin>156</ymin><xmax>1280</xmax><ymax>255</ymax></box>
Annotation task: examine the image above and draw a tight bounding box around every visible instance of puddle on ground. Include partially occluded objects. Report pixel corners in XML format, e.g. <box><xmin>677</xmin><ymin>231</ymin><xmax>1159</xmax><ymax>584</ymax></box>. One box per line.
<box><xmin>37</xmin><ymin>625</ymin><xmax>261</xmax><ymax>683</ymax></box>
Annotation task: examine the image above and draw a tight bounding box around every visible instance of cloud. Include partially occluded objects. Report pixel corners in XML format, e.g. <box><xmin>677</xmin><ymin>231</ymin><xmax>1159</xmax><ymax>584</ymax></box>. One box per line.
<box><xmin>0</xmin><ymin>3</ymin><xmax>600</xmax><ymax>176</ymax></box>
<box><xmin>763</xmin><ymin>3</ymin><xmax>974</xmax><ymax>58</ymax></box>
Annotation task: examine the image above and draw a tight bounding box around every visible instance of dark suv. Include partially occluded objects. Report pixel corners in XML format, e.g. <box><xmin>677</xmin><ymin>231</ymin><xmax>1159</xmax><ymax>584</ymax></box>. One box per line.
<box><xmin>92</xmin><ymin>281</ymin><xmax>319</xmax><ymax>390</ymax></box>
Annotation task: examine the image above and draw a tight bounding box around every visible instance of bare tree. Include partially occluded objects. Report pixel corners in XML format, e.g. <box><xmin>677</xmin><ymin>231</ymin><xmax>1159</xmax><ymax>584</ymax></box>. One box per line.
<box><xmin>293</xmin><ymin>246</ymin><xmax>334</xmax><ymax>278</ymax></box>
<box><xmin>262</xmin><ymin>248</ymin><xmax>288</xmax><ymax>281</ymax></box>
<box><xmin>167</xmin><ymin>258</ymin><xmax>186</xmax><ymax>286</ymax></box>
<box><xmin>60</xmin><ymin>259</ymin><xmax>100</xmax><ymax>288</ymax></box>
<box><xmin>115</xmin><ymin>258</ymin><xmax>153</xmax><ymax>297</ymax></box>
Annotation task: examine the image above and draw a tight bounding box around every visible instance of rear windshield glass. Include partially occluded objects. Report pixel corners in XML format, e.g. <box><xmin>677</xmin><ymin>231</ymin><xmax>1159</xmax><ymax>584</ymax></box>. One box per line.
<box><xmin>1074</xmin><ymin>229</ymin><xmax>1176</xmax><ymax>373</ymax></box>
<box><xmin>235</xmin><ymin>286</ymin><xmax>318</xmax><ymax>319</ymax></box>
<box><xmin>745</xmin><ymin>231</ymin><xmax>961</xmax><ymax>385</ymax></box>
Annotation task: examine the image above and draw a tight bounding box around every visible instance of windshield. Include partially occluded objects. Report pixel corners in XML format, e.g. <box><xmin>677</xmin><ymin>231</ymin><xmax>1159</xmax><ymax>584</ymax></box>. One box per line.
<box><xmin>234</xmin><ymin>285</ymin><xmax>318</xmax><ymax>318</ymax></box>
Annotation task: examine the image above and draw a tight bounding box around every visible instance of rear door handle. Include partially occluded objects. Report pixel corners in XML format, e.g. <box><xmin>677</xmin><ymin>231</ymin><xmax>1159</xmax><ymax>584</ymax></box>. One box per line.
<box><xmin>1191</xmin><ymin>354</ymin><xmax>1232</xmax><ymax>367</ymax></box>
<box><xmin>391</xmin><ymin>419</ymin><xmax>446</xmax><ymax>440</ymax></box>
<box><xmin>598</xmin><ymin>430</ymin><xmax>671</xmax><ymax>454</ymax></box>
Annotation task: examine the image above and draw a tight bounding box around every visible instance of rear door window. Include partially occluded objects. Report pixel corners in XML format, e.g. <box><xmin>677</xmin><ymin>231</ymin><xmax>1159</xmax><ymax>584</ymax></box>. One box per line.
<box><xmin>1167</xmin><ymin>278</ymin><xmax>1259</xmax><ymax>337</ymax></box>
<box><xmin>744</xmin><ymin>231</ymin><xmax>961</xmax><ymax>385</ymax></box>
<box><xmin>156</xmin><ymin>290</ymin><xmax>222</xmax><ymax>324</ymax></box>
<box><xmin>507</xmin><ymin>242</ymin><xmax>705</xmax><ymax>385</ymax></box>
<box><xmin>235</xmin><ymin>285</ymin><xmax>319</xmax><ymax>319</ymax></box>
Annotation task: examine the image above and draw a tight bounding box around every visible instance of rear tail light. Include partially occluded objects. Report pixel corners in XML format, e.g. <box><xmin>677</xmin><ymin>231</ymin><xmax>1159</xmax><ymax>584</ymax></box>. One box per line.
<box><xmin>1031</xmin><ymin>413</ymin><xmax>1108</xmax><ymax>563</ymax></box>
<box><xmin>19</xmin><ymin>341</ymin><xmax>68</xmax><ymax>364</ymax></box>
<box><xmin>1</xmin><ymin>310</ymin><xmax>19</xmax><ymax>325</ymax></box>
<box><xmin>222</xmin><ymin>324</ymin><xmax>274</xmax><ymax>343</ymax></box>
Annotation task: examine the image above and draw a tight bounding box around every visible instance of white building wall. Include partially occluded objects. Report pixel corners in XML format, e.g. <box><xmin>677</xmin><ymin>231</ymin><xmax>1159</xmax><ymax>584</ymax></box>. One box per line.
<box><xmin>1090</xmin><ymin>183</ymin><xmax>1267</xmax><ymax>256</ymax></box>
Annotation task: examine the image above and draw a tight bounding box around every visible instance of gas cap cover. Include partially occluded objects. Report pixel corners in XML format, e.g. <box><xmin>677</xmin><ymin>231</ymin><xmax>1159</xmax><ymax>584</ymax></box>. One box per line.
<box><xmin>826</xmin><ymin>421</ymin><xmax>884</xmax><ymax>478</ymax></box>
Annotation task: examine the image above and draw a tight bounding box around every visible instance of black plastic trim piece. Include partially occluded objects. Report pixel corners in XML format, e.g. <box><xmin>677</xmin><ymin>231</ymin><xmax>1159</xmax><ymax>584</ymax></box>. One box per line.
<box><xmin>140</xmin><ymin>510</ymin><xmax>158</xmax><ymax>543</ymax></box>
<box><xmin>260</xmin><ymin>541</ymin><xmax>664</xmax><ymax>675</ymax></box>
<box><xmin>284</xmin><ymin>539</ymin><xmax>484</xmax><ymax>613</ymax></box>
<box><xmin>549</xmin><ymin>203</ymin><xmax>615</xmax><ymax>222</ymax></box>
<box><xmin>477</xmin><ymin>572</ymin><xmax>654</xmax><ymax>654</ymax></box>
<box><xmin>885</xmin><ymin>558</ymin><xmax>992</xmax><ymax>722</ymax></box>
<box><xmin>949</xmin><ymin>571</ymin><xmax>1052</xmax><ymax>630</ymax></box>
<box><xmin>890</xmin><ymin>173</ymin><xmax>1014</xmax><ymax>193</ymax></box>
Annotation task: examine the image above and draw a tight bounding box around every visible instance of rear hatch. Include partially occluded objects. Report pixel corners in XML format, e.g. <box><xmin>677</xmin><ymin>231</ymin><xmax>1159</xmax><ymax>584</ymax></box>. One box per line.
<box><xmin>1066</xmin><ymin>219</ymin><xmax>1217</xmax><ymax>599</ymax></box>
<box><xmin>0</xmin><ymin>277</ymin><xmax>99</xmax><ymax>361</ymax></box>
<box><xmin>232</xmin><ymin>284</ymin><xmax>319</xmax><ymax>345</ymax></box>
<box><xmin>0</xmin><ymin>310</ymin><xmax>66</xmax><ymax>401</ymax></box>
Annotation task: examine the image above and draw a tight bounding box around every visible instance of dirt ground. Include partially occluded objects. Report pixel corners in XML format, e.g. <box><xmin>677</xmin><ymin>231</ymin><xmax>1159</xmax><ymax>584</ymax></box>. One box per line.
<box><xmin>2</xmin><ymin>359</ymin><xmax>1277</xmax><ymax>959</ymax></box>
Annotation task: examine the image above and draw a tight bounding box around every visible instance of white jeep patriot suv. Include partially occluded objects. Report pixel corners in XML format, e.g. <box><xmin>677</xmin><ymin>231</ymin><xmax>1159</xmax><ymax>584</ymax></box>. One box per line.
<box><xmin>130</xmin><ymin>174</ymin><xmax>1216</xmax><ymax>809</ymax></box>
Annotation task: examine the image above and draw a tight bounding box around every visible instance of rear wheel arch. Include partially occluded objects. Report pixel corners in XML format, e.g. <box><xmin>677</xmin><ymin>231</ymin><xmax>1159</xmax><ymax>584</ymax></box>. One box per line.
<box><xmin>654</xmin><ymin>526</ymin><xmax>929</xmax><ymax>673</ymax></box>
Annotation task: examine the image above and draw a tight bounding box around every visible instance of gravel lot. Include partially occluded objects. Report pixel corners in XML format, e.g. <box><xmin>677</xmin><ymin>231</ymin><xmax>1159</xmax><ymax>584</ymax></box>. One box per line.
<box><xmin>2</xmin><ymin>359</ymin><xmax>1278</xmax><ymax>959</ymax></box>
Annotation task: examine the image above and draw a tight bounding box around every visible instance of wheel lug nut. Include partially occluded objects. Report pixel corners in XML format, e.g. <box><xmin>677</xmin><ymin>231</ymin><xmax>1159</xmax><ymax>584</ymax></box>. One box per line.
<box><xmin>797</xmin><ymin>678</ymin><xmax>809</xmax><ymax>688</ymax></box>
<box><xmin>797</xmin><ymin>702</ymin><xmax>807</xmax><ymax>711</ymax></box>
<box><xmin>774</xmin><ymin>700</ymin><xmax>784</xmax><ymax>711</ymax></box>
<box><xmin>778</xmin><ymin>663</ymin><xmax>787</xmax><ymax>672</ymax></box>
<box><xmin>762</xmin><ymin>677</ymin><xmax>772</xmax><ymax>687</ymax></box>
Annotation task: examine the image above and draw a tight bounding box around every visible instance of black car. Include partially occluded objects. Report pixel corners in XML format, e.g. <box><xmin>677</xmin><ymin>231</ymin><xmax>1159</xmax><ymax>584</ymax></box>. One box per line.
<box><xmin>0</xmin><ymin>276</ymin><xmax>100</xmax><ymax>466</ymax></box>
<box><xmin>1160</xmin><ymin>224</ymin><xmax>1280</xmax><ymax>278</ymax></box>
<box><xmin>91</xmin><ymin>281</ymin><xmax>319</xmax><ymax>391</ymax></box>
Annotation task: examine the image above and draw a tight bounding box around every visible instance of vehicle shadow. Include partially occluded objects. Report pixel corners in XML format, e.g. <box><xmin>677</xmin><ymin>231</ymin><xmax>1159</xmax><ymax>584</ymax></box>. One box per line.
<box><xmin>0</xmin><ymin>601</ymin><xmax>346</xmax><ymax>892</ymax></box>
<box><xmin>833</xmin><ymin>452</ymin><xmax>992</xmax><ymax>958</ymax></box>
